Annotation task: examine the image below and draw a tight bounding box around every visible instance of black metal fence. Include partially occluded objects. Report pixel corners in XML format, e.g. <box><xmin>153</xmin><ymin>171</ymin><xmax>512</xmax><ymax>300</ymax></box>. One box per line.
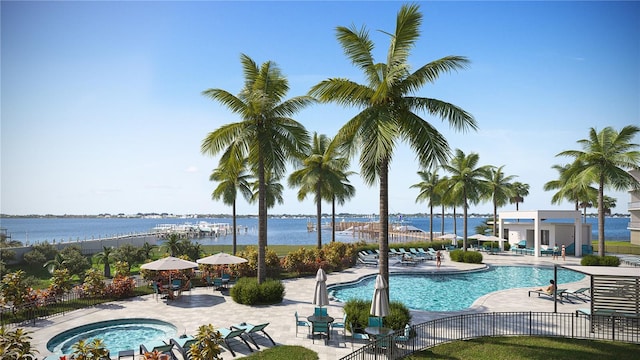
<box><xmin>0</xmin><ymin>278</ymin><xmax>149</xmax><ymax>327</ymax></box>
<box><xmin>340</xmin><ymin>311</ymin><xmax>640</xmax><ymax>360</ymax></box>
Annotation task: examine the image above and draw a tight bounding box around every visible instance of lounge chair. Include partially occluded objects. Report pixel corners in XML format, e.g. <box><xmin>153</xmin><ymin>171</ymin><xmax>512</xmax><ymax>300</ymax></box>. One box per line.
<box><xmin>563</xmin><ymin>287</ymin><xmax>590</xmax><ymax>302</ymax></box>
<box><xmin>218</xmin><ymin>327</ymin><xmax>253</xmax><ymax>357</ymax></box>
<box><xmin>528</xmin><ymin>288</ymin><xmax>568</xmax><ymax>303</ymax></box>
<box><xmin>389</xmin><ymin>248</ymin><xmax>401</xmax><ymax>257</ymax></box>
<box><xmin>398</xmin><ymin>248</ymin><xmax>409</xmax><ymax>255</ymax></box>
<box><xmin>295</xmin><ymin>311</ymin><xmax>310</xmax><ymax>337</ymax></box>
<box><xmin>139</xmin><ymin>340</ymin><xmax>176</xmax><ymax>359</ymax></box>
<box><xmin>358</xmin><ymin>256</ymin><xmax>378</xmax><ymax>267</ymax></box>
<box><xmin>168</xmin><ymin>336</ymin><xmax>197</xmax><ymax>359</ymax></box>
<box><xmin>232</xmin><ymin>322</ymin><xmax>275</xmax><ymax>349</ymax></box>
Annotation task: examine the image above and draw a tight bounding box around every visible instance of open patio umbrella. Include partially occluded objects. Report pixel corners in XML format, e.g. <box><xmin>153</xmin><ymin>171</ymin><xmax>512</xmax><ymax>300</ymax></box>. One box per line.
<box><xmin>196</xmin><ymin>252</ymin><xmax>248</xmax><ymax>265</ymax></box>
<box><xmin>313</xmin><ymin>268</ymin><xmax>329</xmax><ymax>308</ymax></box>
<box><xmin>141</xmin><ymin>256</ymin><xmax>198</xmax><ymax>271</ymax></box>
<box><xmin>370</xmin><ymin>274</ymin><xmax>390</xmax><ymax>328</ymax></box>
<box><xmin>436</xmin><ymin>233</ymin><xmax>461</xmax><ymax>246</ymax></box>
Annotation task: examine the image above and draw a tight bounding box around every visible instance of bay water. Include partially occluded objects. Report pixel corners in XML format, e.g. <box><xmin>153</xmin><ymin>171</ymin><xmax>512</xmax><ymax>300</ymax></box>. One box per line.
<box><xmin>0</xmin><ymin>215</ymin><xmax>630</xmax><ymax>247</ymax></box>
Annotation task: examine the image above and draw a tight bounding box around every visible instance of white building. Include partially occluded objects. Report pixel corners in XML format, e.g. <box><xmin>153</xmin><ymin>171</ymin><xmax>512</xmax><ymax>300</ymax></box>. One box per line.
<box><xmin>629</xmin><ymin>169</ymin><xmax>640</xmax><ymax>245</ymax></box>
<box><xmin>498</xmin><ymin>210</ymin><xmax>592</xmax><ymax>258</ymax></box>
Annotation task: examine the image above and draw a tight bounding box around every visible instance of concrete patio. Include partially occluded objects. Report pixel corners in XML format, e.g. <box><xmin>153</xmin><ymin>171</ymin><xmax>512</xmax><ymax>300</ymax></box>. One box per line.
<box><xmin>27</xmin><ymin>251</ymin><xmax>596</xmax><ymax>359</ymax></box>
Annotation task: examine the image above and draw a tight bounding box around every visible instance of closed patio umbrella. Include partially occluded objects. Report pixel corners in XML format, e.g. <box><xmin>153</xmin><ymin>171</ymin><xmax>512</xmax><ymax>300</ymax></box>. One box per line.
<box><xmin>313</xmin><ymin>268</ymin><xmax>329</xmax><ymax>308</ymax></box>
<box><xmin>370</xmin><ymin>274</ymin><xmax>389</xmax><ymax>327</ymax></box>
<box><xmin>196</xmin><ymin>252</ymin><xmax>248</xmax><ymax>265</ymax></box>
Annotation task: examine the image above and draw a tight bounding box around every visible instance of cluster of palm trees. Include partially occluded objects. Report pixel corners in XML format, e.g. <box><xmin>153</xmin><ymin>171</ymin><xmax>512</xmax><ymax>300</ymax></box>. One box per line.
<box><xmin>201</xmin><ymin>4</ymin><xmax>475</xmax><ymax>287</ymax></box>
<box><xmin>411</xmin><ymin>150</ymin><xmax>528</xmax><ymax>250</ymax></box>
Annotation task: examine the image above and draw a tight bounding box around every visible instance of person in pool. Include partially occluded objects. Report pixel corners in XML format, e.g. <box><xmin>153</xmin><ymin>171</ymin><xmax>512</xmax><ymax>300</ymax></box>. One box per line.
<box><xmin>535</xmin><ymin>279</ymin><xmax>556</xmax><ymax>294</ymax></box>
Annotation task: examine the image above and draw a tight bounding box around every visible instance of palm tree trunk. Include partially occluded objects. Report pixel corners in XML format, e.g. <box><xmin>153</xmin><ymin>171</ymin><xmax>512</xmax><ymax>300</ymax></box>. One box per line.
<box><xmin>492</xmin><ymin>202</ymin><xmax>498</xmax><ymax>237</ymax></box>
<box><xmin>379</xmin><ymin>159</ymin><xmax>390</xmax><ymax>298</ymax></box>
<box><xmin>232</xmin><ymin>200</ymin><xmax>237</xmax><ymax>255</ymax></box>
<box><xmin>463</xmin><ymin>190</ymin><xmax>468</xmax><ymax>251</ymax></box>
<box><xmin>441</xmin><ymin>204</ymin><xmax>445</xmax><ymax>236</ymax></box>
<box><xmin>316</xmin><ymin>184</ymin><xmax>322</xmax><ymax>249</ymax></box>
<box><xmin>257</xmin><ymin>156</ymin><xmax>267</xmax><ymax>284</ymax></box>
<box><xmin>429</xmin><ymin>203</ymin><xmax>433</xmax><ymax>242</ymax></box>
<box><xmin>331</xmin><ymin>196</ymin><xmax>336</xmax><ymax>243</ymax></box>
<box><xmin>453</xmin><ymin>207</ymin><xmax>457</xmax><ymax>239</ymax></box>
<box><xmin>598</xmin><ymin>176</ymin><xmax>605</xmax><ymax>257</ymax></box>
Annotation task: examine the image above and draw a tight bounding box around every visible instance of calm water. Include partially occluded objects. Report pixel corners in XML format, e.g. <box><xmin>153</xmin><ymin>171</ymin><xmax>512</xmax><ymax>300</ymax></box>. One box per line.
<box><xmin>329</xmin><ymin>266</ymin><xmax>586</xmax><ymax>311</ymax></box>
<box><xmin>0</xmin><ymin>215</ymin><xmax>630</xmax><ymax>246</ymax></box>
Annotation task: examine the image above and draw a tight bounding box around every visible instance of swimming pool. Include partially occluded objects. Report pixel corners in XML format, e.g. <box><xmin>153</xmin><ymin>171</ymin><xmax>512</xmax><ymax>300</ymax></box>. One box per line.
<box><xmin>47</xmin><ymin>318</ymin><xmax>177</xmax><ymax>356</ymax></box>
<box><xmin>328</xmin><ymin>266</ymin><xmax>586</xmax><ymax>312</ymax></box>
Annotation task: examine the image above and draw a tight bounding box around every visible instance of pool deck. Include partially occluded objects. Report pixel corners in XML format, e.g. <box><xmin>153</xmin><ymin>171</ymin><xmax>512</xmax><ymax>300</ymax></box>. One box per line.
<box><xmin>28</xmin><ymin>251</ymin><xmax>603</xmax><ymax>359</ymax></box>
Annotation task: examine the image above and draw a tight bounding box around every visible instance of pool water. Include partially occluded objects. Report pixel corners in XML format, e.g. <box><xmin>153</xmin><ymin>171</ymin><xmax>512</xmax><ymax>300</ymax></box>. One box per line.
<box><xmin>47</xmin><ymin>318</ymin><xmax>177</xmax><ymax>356</ymax></box>
<box><xmin>329</xmin><ymin>266</ymin><xmax>586</xmax><ymax>311</ymax></box>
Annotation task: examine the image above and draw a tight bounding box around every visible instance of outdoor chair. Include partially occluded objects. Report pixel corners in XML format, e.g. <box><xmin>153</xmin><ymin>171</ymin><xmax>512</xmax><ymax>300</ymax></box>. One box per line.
<box><xmin>563</xmin><ymin>287</ymin><xmax>590</xmax><ymax>302</ymax></box>
<box><xmin>331</xmin><ymin>313</ymin><xmax>347</xmax><ymax>340</ymax></box>
<box><xmin>212</xmin><ymin>278</ymin><xmax>224</xmax><ymax>291</ymax></box>
<box><xmin>232</xmin><ymin>322</ymin><xmax>275</xmax><ymax>349</ymax></box>
<box><xmin>311</xmin><ymin>318</ymin><xmax>330</xmax><ymax>344</ymax></box>
<box><xmin>350</xmin><ymin>322</ymin><xmax>370</xmax><ymax>350</ymax></box>
<box><xmin>139</xmin><ymin>340</ymin><xmax>176</xmax><ymax>360</ymax></box>
<box><xmin>528</xmin><ymin>288</ymin><xmax>568</xmax><ymax>303</ymax></box>
<box><xmin>395</xmin><ymin>324</ymin><xmax>413</xmax><ymax>348</ymax></box>
<box><xmin>295</xmin><ymin>311</ymin><xmax>310</xmax><ymax>337</ymax></box>
<box><xmin>168</xmin><ymin>335</ymin><xmax>196</xmax><ymax>359</ymax></box>
<box><xmin>368</xmin><ymin>316</ymin><xmax>383</xmax><ymax>328</ymax></box>
<box><xmin>218</xmin><ymin>327</ymin><xmax>253</xmax><ymax>357</ymax></box>
<box><xmin>389</xmin><ymin>248</ymin><xmax>401</xmax><ymax>257</ymax></box>
<box><xmin>314</xmin><ymin>307</ymin><xmax>328</xmax><ymax>316</ymax></box>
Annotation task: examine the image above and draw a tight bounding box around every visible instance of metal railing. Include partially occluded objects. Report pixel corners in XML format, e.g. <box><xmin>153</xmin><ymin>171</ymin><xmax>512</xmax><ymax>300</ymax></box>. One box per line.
<box><xmin>0</xmin><ymin>278</ymin><xmax>149</xmax><ymax>327</ymax></box>
<box><xmin>340</xmin><ymin>311</ymin><xmax>640</xmax><ymax>360</ymax></box>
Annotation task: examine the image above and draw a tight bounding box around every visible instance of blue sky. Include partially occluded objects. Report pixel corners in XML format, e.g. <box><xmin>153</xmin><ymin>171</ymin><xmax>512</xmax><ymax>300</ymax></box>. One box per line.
<box><xmin>1</xmin><ymin>1</ymin><xmax>638</xmax><ymax>216</ymax></box>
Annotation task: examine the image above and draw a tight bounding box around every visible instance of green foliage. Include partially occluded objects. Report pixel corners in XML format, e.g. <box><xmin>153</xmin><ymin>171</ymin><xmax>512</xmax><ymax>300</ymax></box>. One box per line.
<box><xmin>48</xmin><ymin>269</ymin><xmax>73</xmax><ymax>296</ymax></box>
<box><xmin>113</xmin><ymin>244</ymin><xmax>143</xmax><ymax>272</ymax></box>
<box><xmin>449</xmin><ymin>249</ymin><xmax>483</xmax><ymax>263</ymax></box>
<box><xmin>59</xmin><ymin>246</ymin><xmax>91</xmax><ymax>278</ymax></box>
<box><xmin>235</xmin><ymin>247</ymin><xmax>281</xmax><ymax>278</ymax></box>
<box><xmin>230</xmin><ymin>277</ymin><xmax>284</xmax><ymax>305</ymax></box>
<box><xmin>81</xmin><ymin>268</ymin><xmax>106</xmax><ymax>298</ymax></box>
<box><xmin>71</xmin><ymin>338</ymin><xmax>109</xmax><ymax>360</ymax></box>
<box><xmin>188</xmin><ymin>324</ymin><xmax>223</xmax><ymax>360</ymax></box>
<box><xmin>243</xmin><ymin>345</ymin><xmax>318</xmax><ymax>359</ymax></box>
<box><xmin>0</xmin><ymin>270</ymin><xmax>31</xmax><ymax>307</ymax></box>
<box><xmin>23</xmin><ymin>243</ymin><xmax>58</xmax><ymax>267</ymax></box>
<box><xmin>580</xmin><ymin>255</ymin><xmax>620</xmax><ymax>266</ymax></box>
<box><xmin>0</xmin><ymin>327</ymin><xmax>38</xmax><ymax>360</ymax></box>
<box><xmin>343</xmin><ymin>299</ymin><xmax>411</xmax><ymax>332</ymax></box>
<box><xmin>112</xmin><ymin>261</ymin><xmax>130</xmax><ymax>277</ymax></box>
<box><xmin>282</xmin><ymin>242</ymin><xmax>357</xmax><ymax>275</ymax></box>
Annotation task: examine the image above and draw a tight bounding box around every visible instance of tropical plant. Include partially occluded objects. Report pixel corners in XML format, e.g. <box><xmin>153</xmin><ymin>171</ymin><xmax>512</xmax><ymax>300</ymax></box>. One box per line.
<box><xmin>557</xmin><ymin>125</ymin><xmax>640</xmax><ymax>256</ymax></box>
<box><xmin>81</xmin><ymin>268</ymin><xmax>106</xmax><ymax>299</ymax></box>
<box><xmin>210</xmin><ymin>158</ymin><xmax>252</xmax><ymax>255</ymax></box>
<box><xmin>0</xmin><ymin>270</ymin><xmax>31</xmax><ymax>307</ymax></box>
<box><xmin>162</xmin><ymin>233</ymin><xmax>182</xmax><ymax>257</ymax></box>
<box><xmin>411</xmin><ymin>168</ymin><xmax>441</xmax><ymax>241</ymax></box>
<box><xmin>308</xmin><ymin>3</ymin><xmax>476</xmax><ymax>291</ymax></box>
<box><xmin>59</xmin><ymin>246</ymin><xmax>91</xmax><ymax>278</ymax></box>
<box><xmin>43</xmin><ymin>253</ymin><xmax>66</xmax><ymax>275</ymax></box>
<box><xmin>93</xmin><ymin>246</ymin><xmax>114</xmax><ymax>278</ymax></box>
<box><xmin>249</xmin><ymin>171</ymin><xmax>284</xmax><ymax>209</ymax></box>
<box><xmin>70</xmin><ymin>338</ymin><xmax>109</xmax><ymax>360</ymax></box>
<box><xmin>441</xmin><ymin>149</ymin><xmax>491</xmax><ymax>250</ymax></box>
<box><xmin>544</xmin><ymin>162</ymin><xmax>597</xmax><ymax>212</ymax></box>
<box><xmin>0</xmin><ymin>327</ymin><xmax>38</xmax><ymax>360</ymax></box>
<box><xmin>483</xmin><ymin>165</ymin><xmax>516</xmax><ymax>236</ymax></box>
<box><xmin>289</xmin><ymin>133</ymin><xmax>355</xmax><ymax>249</ymax></box>
<box><xmin>48</xmin><ymin>268</ymin><xmax>73</xmax><ymax>297</ymax></box>
<box><xmin>201</xmin><ymin>54</ymin><xmax>314</xmax><ymax>283</ymax></box>
<box><xmin>509</xmin><ymin>181</ymin><xmax>530</xmax><ymax>211</ymax></box>
<box><xmin>139</xmin><ymin>242</ymin><xmax>156</xmax><ymax>260</ymax></box>
<box><xmin>188</xmin><ymin>324</ymin><xmax>223</xmax><ymax>360</ymax></box>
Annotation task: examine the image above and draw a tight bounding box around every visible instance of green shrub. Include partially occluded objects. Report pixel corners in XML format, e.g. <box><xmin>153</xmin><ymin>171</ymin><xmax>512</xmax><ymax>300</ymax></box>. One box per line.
<box><xmin>449</xmin><ymin>249</ymin><xmax>483</xmax><ymax>263</ymax></box>
<box><xmin>581</xmin><ymin>255</ymin><xmax>620</xmax><ymax>266</ymax></box>
<box><xmin>230</xmin><ymin>277</ymin><xmax>284</xmax><ymax>305</ymax></box>
<box><xmin>601</xmin><ymin>256</ymin><xmax>620</xmax><ymax>267</ymax></box>
<box><xmin>463</xmin><ymin>251</ymin><xmax>483</xmax><ymax>264</ymax></box>
<box><xmin>343</xmin><ymin>298</ymin><xmax>411</xmax><ymax>332</ymax></box>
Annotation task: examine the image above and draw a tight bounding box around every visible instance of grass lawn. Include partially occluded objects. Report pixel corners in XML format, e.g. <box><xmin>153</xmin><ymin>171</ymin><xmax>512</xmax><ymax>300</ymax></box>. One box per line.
<box><xmin>243</xmin><ymin>345</ymin><xmax>318</xmax><ymax>359</ymax></box>
<box><xmin>407</xmin><ymin>336</ymin><xmax>639</xmax><ymax>360</ymax></box>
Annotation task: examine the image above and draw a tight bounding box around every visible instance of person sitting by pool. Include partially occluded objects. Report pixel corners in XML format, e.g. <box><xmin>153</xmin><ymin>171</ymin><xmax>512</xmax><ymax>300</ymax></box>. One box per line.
<box><xmin>535</xmin><ymin>279</ymin><xmax>556</xmax><ymax>294</ymax></box>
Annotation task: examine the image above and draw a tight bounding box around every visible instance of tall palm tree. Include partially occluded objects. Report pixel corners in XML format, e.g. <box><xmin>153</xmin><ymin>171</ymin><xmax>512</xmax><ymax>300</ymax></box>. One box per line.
<box><xmin>210</xmin><ymin>158</ymin><xmax>252</xmax><ymax>255</ymax></box>
<box><xmin>411</xmin><ymin>168</ymin><xmax>441</xmax><ymax>241</ymax></box>
<box><xmin>483</xmin><ymin>165</ymin><xmax>516</xmax><ymax>236</ymax></box>
<box><xmin>442</xmin><ymin>149</ymin><xmax>491</xmax><ymax>250</ymax></box>
<box><xmin>509</xmin><ymin>181</ymin><xmax>530</xmax><ymax>211</ymax></box>
<box><xmin>288</xmin><ymin>133</ymin><xmax>355</xmax><ymax>248</ymax></box>
<box><xmin>557</xmin><ymin>125</ymin><xmax>640</xmax><ymax>256</ymax></box>
<box><xmin>249</xmin><ymin>171</ymin><xmax>284</xmax><ymax>209</ymax></box>
<box><xmin>328</xmin><ymin>162</ymin><xmax>356</xmax><ymax>243</ymax></box>
<box><xmin>436</xmin><ymin>175</ymin><xmax>450</xmax><ymax>236</ymax></box>
<box><xmin>544</xmin><ymin>162</ymin><xmax>596</xmax><ymax>211</ymax></box>
<box><xmin>162</xmin><ymin>233</ymin><xmax>182</xmax><ymax>257</ymax></box>
<box><xmin>601</xmin><ymin>195</ymin><xmax>617</xmax><ymax>216</ymax></box>
<box><xmin>93</xmin><ymin>246</ymin><xmax>114</xmax><ymax>278</ymax></box>
<box><xmin>309</xmin><ymin>3</ymin><xmax>475</xmax><ymax>290</ymax></box>
<box><xmin>201</xmin><ymin>54</ymin><xmax>313</xmax><ymax>284</ymax></box>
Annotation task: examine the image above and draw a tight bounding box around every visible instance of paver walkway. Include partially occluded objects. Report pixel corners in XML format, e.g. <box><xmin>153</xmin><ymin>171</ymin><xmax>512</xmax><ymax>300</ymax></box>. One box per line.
<box><xmin>27</xmin><ymin>252</ymin><xmax>597</xmax><ymax>359</ymax></box>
